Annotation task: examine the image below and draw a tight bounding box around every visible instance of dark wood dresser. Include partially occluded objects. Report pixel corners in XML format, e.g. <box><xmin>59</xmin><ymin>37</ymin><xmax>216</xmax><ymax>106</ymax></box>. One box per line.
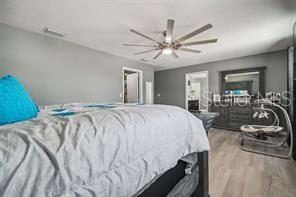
<box><xmin>209</xmin><ymin>103</ymin><xmax>277</xmax><ymax>131</ymax></box>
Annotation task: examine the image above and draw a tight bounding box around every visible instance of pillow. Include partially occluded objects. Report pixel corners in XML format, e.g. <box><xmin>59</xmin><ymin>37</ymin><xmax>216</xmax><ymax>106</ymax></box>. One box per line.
<box><xmin>0</xmin><ymin>75</ymin><xmax>39</xmax><ymax>125</ymax></box>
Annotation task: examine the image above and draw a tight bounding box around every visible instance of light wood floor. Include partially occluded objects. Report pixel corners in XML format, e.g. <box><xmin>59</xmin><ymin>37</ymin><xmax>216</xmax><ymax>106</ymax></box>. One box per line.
<box><xmin>208</xmin><ymin>128</ymin><xmax>296</xmax><ymax>197</ymax></box>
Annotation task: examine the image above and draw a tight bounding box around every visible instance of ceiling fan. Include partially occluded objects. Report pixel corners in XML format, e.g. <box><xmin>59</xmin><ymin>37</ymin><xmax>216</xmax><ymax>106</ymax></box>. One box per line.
<box><xmin>123</xmin><ymin>19</ymin><xmax>218</xmax><ymax>59</ymax></box>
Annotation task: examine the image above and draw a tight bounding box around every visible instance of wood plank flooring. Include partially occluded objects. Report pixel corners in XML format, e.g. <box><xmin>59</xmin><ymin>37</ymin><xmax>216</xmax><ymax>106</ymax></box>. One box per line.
<box><xmin>208</xmin><ymin>128</ymin><xmax>296</xmax><ymax>197</ymax></box>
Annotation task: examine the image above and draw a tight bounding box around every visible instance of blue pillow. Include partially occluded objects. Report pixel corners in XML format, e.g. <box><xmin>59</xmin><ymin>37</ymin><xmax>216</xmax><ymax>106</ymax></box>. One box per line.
<box><xmin>0</xmin><ymin>75</ymin><xmax>39</xmax><ymax>125</ymax></box>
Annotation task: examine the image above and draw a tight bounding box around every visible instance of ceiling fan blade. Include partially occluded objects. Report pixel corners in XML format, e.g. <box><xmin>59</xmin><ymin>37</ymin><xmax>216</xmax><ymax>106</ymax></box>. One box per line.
<box><xmin>182</xmin><ymin>39</ymin><xmax>218</xmax><ymax>46</ymax></box>
<box><xmin>166</xmin><ymin>19</ymin><xmax>174</xmax><ymax>42</ymax></box>
<box><xmin>176</xmin><ymin>24</ymin><xmax>213</xmax><ymax>43</ymax></box>
<box><xmin>179</xmin><ymin>48</ymin><xmax>202</xmax><ymax>53</ymax></box>
<box><xmin>130</xmin><ymin>29</ymin><xmax>159</xmax><ymax>43</ymax></box>
<box><xmin>123</xmin><ymin>44</ymin><xmax>158</xmax><ymax>47</ymax></box>
<box><xmin>153</xmin><ymin>51</ymin><xmax>162</xmax><ymax>59</ymax></box>
<box><xmin>172</xmin><ymin>50</ymin><xmax>178</xmax><ymax>58</ymax></box>
<box><xmin>134</xmin><ymin>49</ymin><xmax>159</xmax><ymax>55</ymax></box>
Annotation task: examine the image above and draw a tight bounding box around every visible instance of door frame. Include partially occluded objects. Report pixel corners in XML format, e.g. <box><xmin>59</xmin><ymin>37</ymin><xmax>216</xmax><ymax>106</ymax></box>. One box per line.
<box><xmin>122</xmin><ymin>67</ymin><xmax>143</xmax><ymax>103</ymax></box>
<box><xmin>185</xmin><ymin>71</ymin><xmax>209</xmax><ymax>111</ymax></box>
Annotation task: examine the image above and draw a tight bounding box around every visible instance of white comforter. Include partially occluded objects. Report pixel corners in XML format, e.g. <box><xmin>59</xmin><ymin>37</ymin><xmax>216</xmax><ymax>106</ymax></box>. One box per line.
<box><xmin>0</xmin><ymin>103</ymin><xmax>209</xmax><ymax>197</ymax></box>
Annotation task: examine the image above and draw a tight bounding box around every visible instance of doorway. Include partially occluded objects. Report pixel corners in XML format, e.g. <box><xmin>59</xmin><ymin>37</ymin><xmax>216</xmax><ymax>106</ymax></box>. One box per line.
<box><xmin>122</xmin><ymin>67</ymin><xmax>143</xmax><ymax>104</ymax></box>
<box><xmin>145</xmin><ymin>81</ymin><xmax>153</xmax><ymax>104</ymax></box>
<box><xmin>185</xmin><ymin>71</ymin><xmax>209</xmax><ymax>112</ymax></box>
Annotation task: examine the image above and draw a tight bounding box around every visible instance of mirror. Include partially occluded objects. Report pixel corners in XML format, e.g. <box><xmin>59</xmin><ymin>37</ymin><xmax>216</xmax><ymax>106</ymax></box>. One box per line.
<box><xmin>221</xmin><ymin>67</ymin><xmax>266</xmax><ymax>97</ymax></box>
<box><xmin>224</xmin><ymin>71</ymin><xmax>259</xmax><ymax>96</ymax></box>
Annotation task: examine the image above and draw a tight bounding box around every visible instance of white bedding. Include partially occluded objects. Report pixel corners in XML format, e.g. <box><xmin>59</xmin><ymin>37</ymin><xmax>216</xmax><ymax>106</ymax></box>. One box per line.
<box><xmin>0</xmin><ymin>103</ymin><xmax>209</xmax><ymax>197</ymax></box>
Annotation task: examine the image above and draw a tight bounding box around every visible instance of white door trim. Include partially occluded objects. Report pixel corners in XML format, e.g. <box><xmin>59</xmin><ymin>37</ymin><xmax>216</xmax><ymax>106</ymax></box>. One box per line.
<box><xmin>122</xmin><ymin>67</ymin><xmax>143</xmax><ymax>103</ymax></box>
<box><xmin>185</xmin><ymin>71</ymin><xmax>209</xmax><ymax>111</ymax></box>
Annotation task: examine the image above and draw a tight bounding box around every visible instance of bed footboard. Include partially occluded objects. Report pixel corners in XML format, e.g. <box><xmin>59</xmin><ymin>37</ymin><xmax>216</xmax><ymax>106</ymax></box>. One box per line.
<box><xmin>191</xmin><ymin>112</ymin><xmax>218</xmax><ymax>197</ymax></box>
<box><xmin>166</xmin><ymin>151</ymin><xmax>209</xmax><ymax>197</ymax></box>
<box><xmin>192</xmin><ymin>151</ymin><xmax>209</xmax><ymax>197</ymax></box>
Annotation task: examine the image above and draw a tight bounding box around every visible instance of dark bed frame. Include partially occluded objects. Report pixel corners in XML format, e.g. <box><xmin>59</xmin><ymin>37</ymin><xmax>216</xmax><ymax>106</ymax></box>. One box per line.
<box><xmin>138</xmin><ymin>112</ymin><xmax>212</xmax><ymax>197</ymax></box>
<box><xmin>138</xmin><ymin>151</ymin><xmax>209</xmax><ymax>197</ymax></box>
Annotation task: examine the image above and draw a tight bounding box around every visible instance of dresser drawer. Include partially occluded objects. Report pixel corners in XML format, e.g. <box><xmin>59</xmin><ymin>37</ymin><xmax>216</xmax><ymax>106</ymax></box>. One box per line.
<box><xmin>229</xmin><ymin>113</ymin><xmax>252</xmax><ymax>121</ymax></box>
<box><xmin>210</xmin><ymin>105</ymin><xmax>227</xmax><ymax>114</ymax></box>
<box><xmin>228</xmin><ymin>122</ymin><xmax>245</xmax><ymax>130</ymax></box>
<box><xmin>229</xmin><ymin>106</ymin><xmax>252</xmax><ymax>114</ymax></box>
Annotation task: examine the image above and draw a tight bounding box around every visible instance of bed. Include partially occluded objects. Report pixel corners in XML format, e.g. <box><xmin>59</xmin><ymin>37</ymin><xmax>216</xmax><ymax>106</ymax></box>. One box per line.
<box><xmin>0</xmin><ymin>103</ymin><xmax>210</xmax><ymax>197</ymax></box>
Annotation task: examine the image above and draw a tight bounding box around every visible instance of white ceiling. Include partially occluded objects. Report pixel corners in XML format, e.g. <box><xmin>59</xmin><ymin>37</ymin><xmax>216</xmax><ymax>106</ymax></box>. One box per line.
<box><xmin>0</xmin><ymin>0</ymin><xmax>296</xmax><ymax>71</ymax></box>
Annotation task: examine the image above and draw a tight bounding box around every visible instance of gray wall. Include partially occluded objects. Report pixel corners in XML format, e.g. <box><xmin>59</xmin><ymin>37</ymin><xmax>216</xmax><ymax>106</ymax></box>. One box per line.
<box><xmin>155</xmin><ymin>50</ymin><xmax>287</xmax><ymax>108</ymax></box>
<box><xmin>0</xmin><ymin>23</ymin><xmax>154</xmax><ymax>105</ymax></box>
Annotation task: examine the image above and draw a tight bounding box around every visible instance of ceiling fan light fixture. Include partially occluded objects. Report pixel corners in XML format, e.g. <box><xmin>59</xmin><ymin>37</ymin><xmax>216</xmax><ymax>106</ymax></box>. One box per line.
<box><xmin>124</xmin><ymin>19</ymin><xmax>218</xmax><ymax>60</ymax></box>
<box><xmin>162</xmin><ymin>48</ymin><xmax>173</xmax><ymax>55</ymax></box>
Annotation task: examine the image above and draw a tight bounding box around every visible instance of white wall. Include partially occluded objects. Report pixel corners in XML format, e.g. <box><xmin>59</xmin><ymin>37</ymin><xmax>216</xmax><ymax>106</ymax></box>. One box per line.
<box><xmin>0</xmin><ymin>23</ymin><xmax>154</xmax><ymax>105</ymax></box>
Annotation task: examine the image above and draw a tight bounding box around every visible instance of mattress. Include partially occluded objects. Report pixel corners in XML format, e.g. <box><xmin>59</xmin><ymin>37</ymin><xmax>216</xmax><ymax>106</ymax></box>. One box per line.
<box><xmin>0</xmin><ymin>103</ymin><xmax>209</xmax><ymax>197</ymax></box>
